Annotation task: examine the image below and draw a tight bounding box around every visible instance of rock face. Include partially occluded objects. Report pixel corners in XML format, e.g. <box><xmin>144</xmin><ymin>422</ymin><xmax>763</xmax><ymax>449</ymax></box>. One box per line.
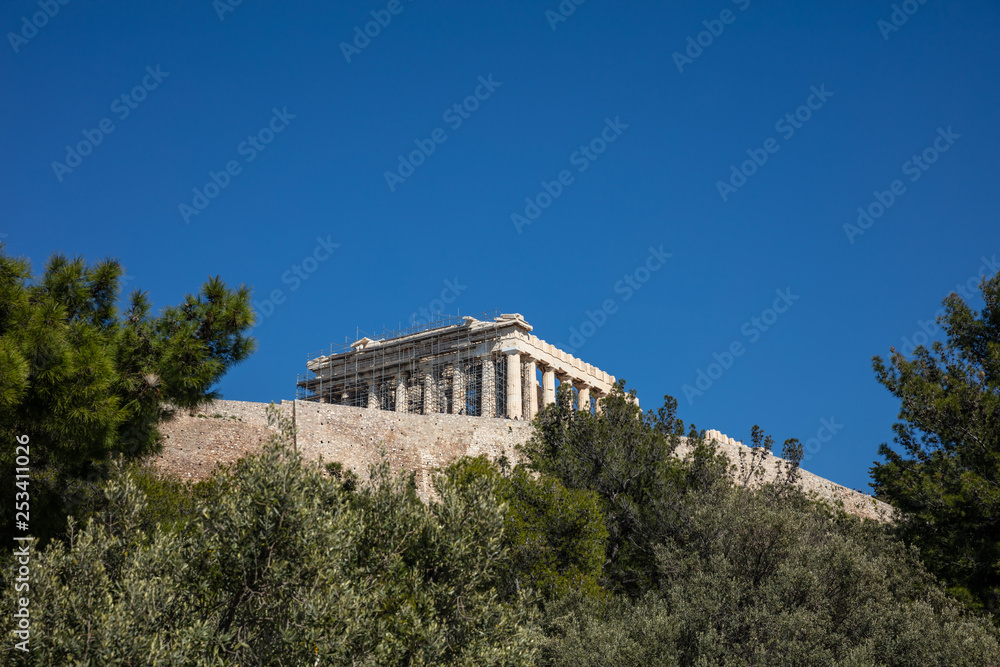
<box><xmin>154</xmin><ymin>400</ymin><xmax>892</xmax><ymax>522</ymax></box>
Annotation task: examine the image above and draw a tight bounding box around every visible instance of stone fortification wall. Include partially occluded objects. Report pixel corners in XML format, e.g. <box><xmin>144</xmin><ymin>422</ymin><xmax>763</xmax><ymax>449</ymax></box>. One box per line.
<box><xmin>679</xmin><ymin>429</ymin><xmax>893</xmax><ymax>523</ymax></box>
<box><xmin>152</xmin><ymin>400</ymin><xmax>277</xmax><ymax>481</ymax></box>
<box><xmin>154</xmin><ymin>401</ymin><xmax>891</xmax><ymax>521</ymax></box>
<box><xmin>154</xmin><ymin>399</ymin><xmax>534</xmax><ymax>498</ymax></box>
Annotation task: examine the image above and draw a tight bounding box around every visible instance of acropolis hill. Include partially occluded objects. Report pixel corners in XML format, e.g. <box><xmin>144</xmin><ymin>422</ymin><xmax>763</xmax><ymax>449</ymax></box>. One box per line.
<box><xmin>154</xmin><ymin>311</ymin><xmax>891</xmax><ymax>522</ymax></box>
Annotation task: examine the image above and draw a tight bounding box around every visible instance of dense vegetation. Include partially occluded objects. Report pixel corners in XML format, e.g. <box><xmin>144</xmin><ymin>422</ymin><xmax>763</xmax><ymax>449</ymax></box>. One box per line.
<box><xmin>0</xmin><ymin>246</ymin><xmax>254</xmax><ymax>543</ymax></box>
<box><xmin>3</xmin><ymin>246</ymin><xmax>998</xmax><ymax>664</ymax></box>
<box><xmin>871</xmin><ymin>271</ymin><xmax>1000</xmax><ymax>617</ymax></box>
<box><xmin>3</xmin><ymin>390</ymin><xmax>998</xmax><ymax>665</ymax></box>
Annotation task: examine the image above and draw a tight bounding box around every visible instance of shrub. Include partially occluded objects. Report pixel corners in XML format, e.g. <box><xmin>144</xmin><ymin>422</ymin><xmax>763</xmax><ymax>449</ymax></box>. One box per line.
<box><xmin>1</xmin><ymin>405</ymin><xmax>539</xmax><ymax>665</ymax></box>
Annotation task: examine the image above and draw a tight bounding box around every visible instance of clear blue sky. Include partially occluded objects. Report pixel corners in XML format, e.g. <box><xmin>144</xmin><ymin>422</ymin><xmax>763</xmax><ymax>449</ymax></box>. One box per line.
<box><xmin>4</xmin><ymin>0</ymin><xmax>999</xmax><ymax>493</ymax></box>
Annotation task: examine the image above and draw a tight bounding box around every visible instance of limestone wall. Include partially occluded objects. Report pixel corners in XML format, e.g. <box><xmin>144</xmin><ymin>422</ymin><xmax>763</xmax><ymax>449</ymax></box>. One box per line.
<box><xmin>290</xmin><ymin>400</ymin><xmax>534</xmax><ymax>495</ymax></box>
<box><xmin>153</xmin><ymin>399</ymin><xmax>534</xmax><ymax>498</ymax></box>
<box><xmin>680</xmin><ymin>429</ymin><xmax>893</xmax><ymax>522</ymax></box>
<box><xmin>152</xmin><ymin>400</ymin><xmax>276</xmax><ymax>481</ymax></box>
<box><xmin>153</xmin><ymin>400</ymin><xmax>891</xmax><ymax>521</ymax></box>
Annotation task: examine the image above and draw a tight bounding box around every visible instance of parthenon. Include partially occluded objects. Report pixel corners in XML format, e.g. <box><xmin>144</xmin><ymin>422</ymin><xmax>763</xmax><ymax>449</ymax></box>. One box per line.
<box><xmin>296</xmin><ymin>311</ymin><xmax>622</xmax><ymax>419</ymax></box>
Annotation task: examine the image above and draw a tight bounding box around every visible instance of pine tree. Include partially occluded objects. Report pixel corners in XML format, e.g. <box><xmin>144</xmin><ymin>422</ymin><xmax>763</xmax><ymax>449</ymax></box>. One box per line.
<box><xmin>0</xmin><ymin>244</ymin><xmax>255</xmax><ymax>543</ymax></box>
<box><xmin>871</xmin><ymin>271</ymin><xmax>1000</xmax><ymax>617</ymax></box>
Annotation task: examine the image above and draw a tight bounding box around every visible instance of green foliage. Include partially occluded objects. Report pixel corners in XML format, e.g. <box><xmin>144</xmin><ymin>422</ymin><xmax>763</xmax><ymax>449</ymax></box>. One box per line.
<box><xmin>542</xmin><ymin>486</ymin><xmax>1000</xmax><ymax>667</ymax></box>
<box><xmin>522</xmin><ymin>382</ymin><xmax>730</xmax><ymax>595</ymax></box>
<box><xmin>871</xmin><ymin>271</ymin><xmax>1000</xmax><ymax>616</ymax></box>
<box><xmin>541</xmin><ymin>551</ymin><xmax>1000</xmax><ymax>667</ymax></box>
<box><xmin>522</xmin><ymin>384</ymin><xmax>1000</xmax><ymax>664</ymax></box>
<box><xmin>733</xmin><ymin>424</ymin><xmax>804</xmax><ymax>487</ymax></box>
<box><xmin>2</xmin><ymin>405</ymin><xmax>539</xmax><ymax>665</ymax></box>
<box><xmin>5</xmin><ymin>390</ymin><xmax>998</xmax><ymax>665</ymax></box>
<box><xmin>325</xmin><ymin>460</ymin><xmax>359</xmax><ymax>492</ymax></box>
<box><xmin>532</xmin><ymin>470</ymin><xmax>1000</xmax><ymax>666</ymax></box>
<box><xmin>538</xmin><ymin>592</ymin><xmax>682</xmax><ymax>667</ymax></box>
<box><xmin>444</xmin><ymin>456</ymin><xmax>608</xmax><ymax>602</ymax></box>
<box><xmin>124</xmin><ymin>465</ymin><xmax>218</xmax><ymax>534</ymax></box>
<box><xmin>650</xmin><ymin>484</ymin><xmax>999</xmax><ymax>666</ymax></box>
<box><xmin>4</xmin><ymin>242</ymin><xmax>998</xmax><ymax>664</ymax></box>
<box><xmin>502</xmin><ymin>468</ymin><xmax>607</xmax><ymax>601</ymax></box>
<box><xmin>0</xmin><ymin>245</ymin><xmax>254</xmax><ymax>543</ymax></box>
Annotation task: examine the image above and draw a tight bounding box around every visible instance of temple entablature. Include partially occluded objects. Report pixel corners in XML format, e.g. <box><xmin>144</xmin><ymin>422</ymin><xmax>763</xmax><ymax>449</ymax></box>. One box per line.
<box><xmin>297</xmin><ymin>310</ymin><xmax>625</xmax><ymax>419</ymax></box>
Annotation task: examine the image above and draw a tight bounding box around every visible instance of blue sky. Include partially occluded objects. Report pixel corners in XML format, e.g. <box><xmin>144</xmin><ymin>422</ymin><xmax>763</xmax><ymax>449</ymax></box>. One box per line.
<box><xmin>4</xmin><ymin>0</ymin><xmax>998</xmax><ymax>492</ymax></box>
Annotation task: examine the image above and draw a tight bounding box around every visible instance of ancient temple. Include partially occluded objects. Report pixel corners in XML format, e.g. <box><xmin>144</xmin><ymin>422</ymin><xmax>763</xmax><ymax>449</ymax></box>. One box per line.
<box><xmin>296</xmin><ymin>311</ymin><xmax>620</xmax><ymax>419</ymax></box>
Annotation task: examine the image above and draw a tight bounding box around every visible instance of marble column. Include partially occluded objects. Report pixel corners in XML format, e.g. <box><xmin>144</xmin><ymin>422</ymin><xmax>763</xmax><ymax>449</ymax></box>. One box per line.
<box><xmin>577</xmin><ymin>385</ymin><xmax>590</xmax><ymax>414</ymax></box>
<box><xmin>422</xmin><ymin>372</ymin><xmax>435</xmax><ymax>415</ymax></box>
<box><xmin>451</xmin><ymin>363</ymin><xmax>465</xmax><ymax>415</ymax></box>
<box><xmin>523</xmin><ymin>359</ymin><xmax>537</xmax><ymax>420</ymax></box>
<box><xmin>481</xmin><ymin>359</ymin><xmax>496</xmax><ymax>418</ymax></box>
<box><xmin>395</xmin><ymin>375</ymin><xmax>407</xmax><ymax>413</ymax></box>
<box><xmin>542</xmin><ymin>367</ymin><xmax>556</xmax><ymax>406</ymax></box>
<box><xmin>505</xmin><ymin>352</ymin><xmax>522</xmax><ymax>419</ymax></box>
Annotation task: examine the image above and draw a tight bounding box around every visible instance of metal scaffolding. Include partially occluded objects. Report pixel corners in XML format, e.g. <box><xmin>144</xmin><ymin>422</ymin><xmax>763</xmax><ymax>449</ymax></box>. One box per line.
<box><xmin>296</xmin><ymin>309</ymin><xmax>511</xmax><ymax>417</ymax></box>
